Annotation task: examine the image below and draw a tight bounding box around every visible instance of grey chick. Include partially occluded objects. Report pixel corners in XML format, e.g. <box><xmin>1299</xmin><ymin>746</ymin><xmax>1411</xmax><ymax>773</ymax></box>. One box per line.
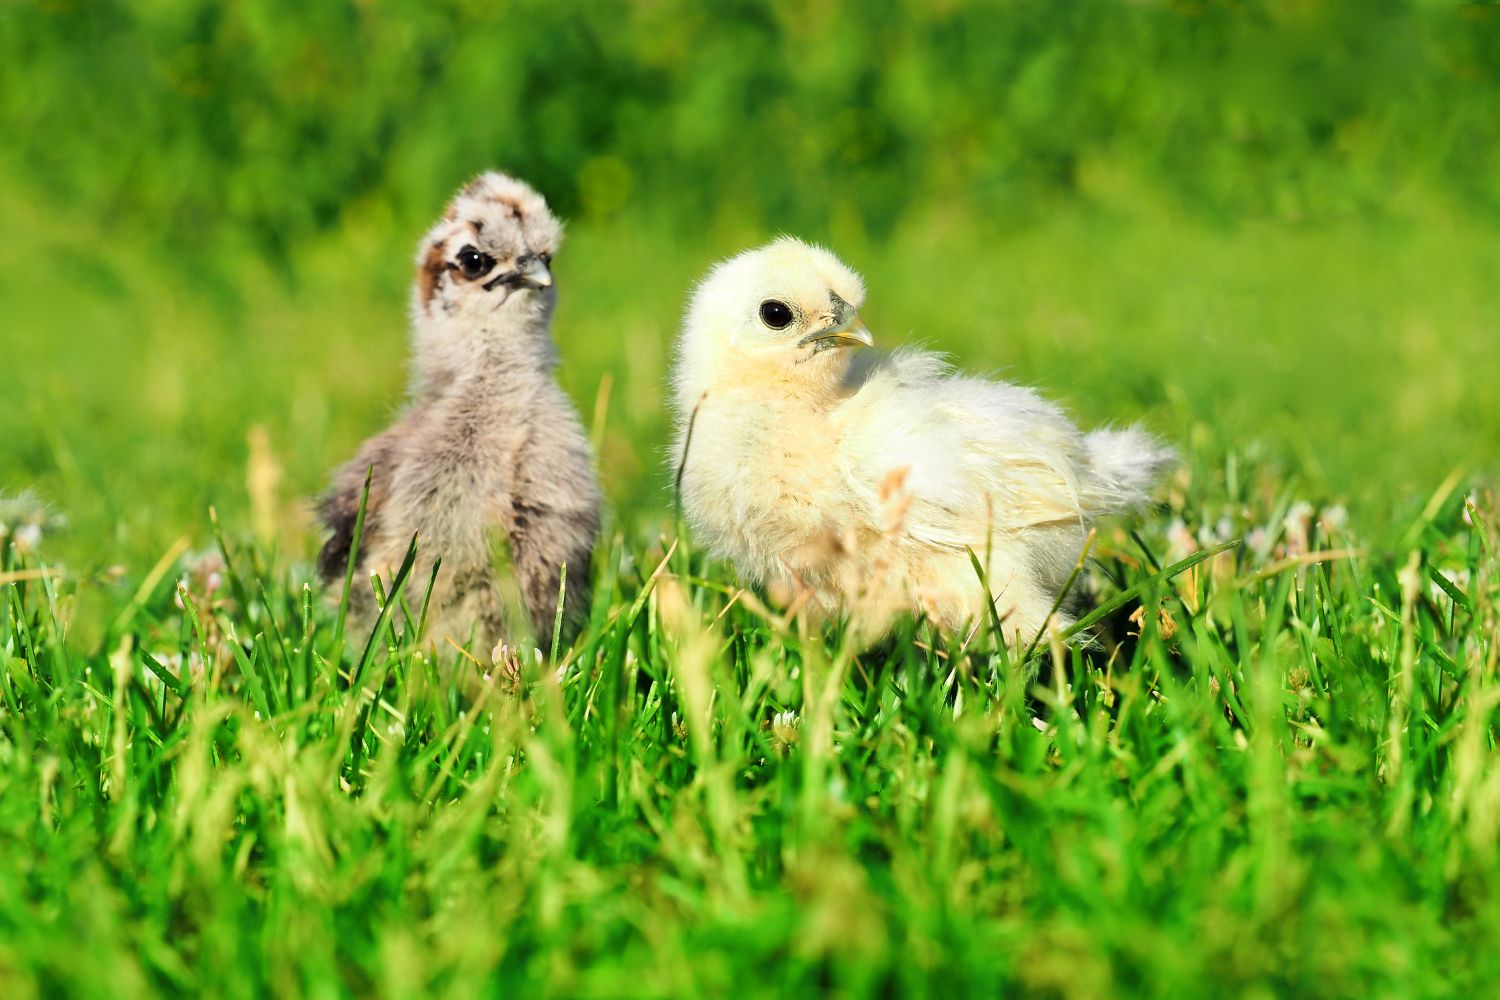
<box><xmin>318</xmin><ymin>171</ymin><xmax>600</xmax><ymax>652</ymax></box>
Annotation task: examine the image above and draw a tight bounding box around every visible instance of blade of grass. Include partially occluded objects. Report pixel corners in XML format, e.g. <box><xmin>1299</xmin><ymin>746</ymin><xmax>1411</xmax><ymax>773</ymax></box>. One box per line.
<box><xmin>1033</xmin><ymin>538</ymin><xmax>1243</xmax><ymax>660</ymax></box>
<box><xmin>330</xmin><ymin>466</ymin><xmax>375</xmax><ymax>667</ymax></box>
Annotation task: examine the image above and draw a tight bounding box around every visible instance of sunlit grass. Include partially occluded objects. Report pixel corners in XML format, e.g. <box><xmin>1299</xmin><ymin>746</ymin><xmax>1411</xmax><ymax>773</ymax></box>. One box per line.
<box><xmin>6</xmin><ymin>2</ymin><xmax>1500</xmax><ymax>990</ymax></box>
<box><xmin>2</xmin><ymin>438</ymin><xmax>1497</xmax><ymax>994</ymax></box>
<box><xmin>4</xmin><ymin>172</ymin><xmax>1500</xmax><ymax>994</ymax></box>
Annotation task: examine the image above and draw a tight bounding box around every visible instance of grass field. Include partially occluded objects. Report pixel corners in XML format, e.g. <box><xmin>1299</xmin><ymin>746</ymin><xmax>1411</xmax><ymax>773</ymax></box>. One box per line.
<box><xmin>5</xmin><ymin>3</ymin><xmax>1500</xmax><ymax>996</ymax></box>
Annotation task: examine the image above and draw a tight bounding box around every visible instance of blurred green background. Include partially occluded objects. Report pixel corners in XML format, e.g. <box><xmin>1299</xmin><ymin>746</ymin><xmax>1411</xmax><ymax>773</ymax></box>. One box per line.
<box><xmin>2</xmin><ymin>0</ymin><xmax>1498</xmax><ymax>569</ymax></box>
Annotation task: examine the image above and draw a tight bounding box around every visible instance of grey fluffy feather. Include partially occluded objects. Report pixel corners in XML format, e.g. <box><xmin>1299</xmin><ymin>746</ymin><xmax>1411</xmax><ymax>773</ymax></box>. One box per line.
<box><xmin>318</xmin><ymin>172</ymin><xmax>600</xmax><ymax>652</ymax></box>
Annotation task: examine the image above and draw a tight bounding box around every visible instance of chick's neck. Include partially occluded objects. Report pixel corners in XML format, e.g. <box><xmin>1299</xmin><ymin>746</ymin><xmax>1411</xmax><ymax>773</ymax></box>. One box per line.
<box><xmin>727</xmin><ymin>346</ymin><xmax>855</xmax><ymax>408</ymax></box>
<box><xmin>409</xmin><ymin>297</ymin><xmax>560</xmax><ymax>400</ymax></box>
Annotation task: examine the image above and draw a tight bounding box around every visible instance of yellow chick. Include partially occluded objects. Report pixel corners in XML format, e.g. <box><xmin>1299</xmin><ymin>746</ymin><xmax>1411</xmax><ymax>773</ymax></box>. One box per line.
<box><xmin>670</xmin><ymin>237</ymin><xmax>1173</xmax><ymax>645</ymax></box>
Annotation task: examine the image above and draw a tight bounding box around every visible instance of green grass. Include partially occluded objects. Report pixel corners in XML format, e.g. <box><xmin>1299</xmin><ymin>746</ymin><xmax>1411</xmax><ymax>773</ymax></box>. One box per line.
<box><xmin>5</xmin><ymin>178</ymin><xmax>1500</xmax><ymax>997</ymax></box>
<box><xmin>5</xmin><ymin>4</ymin><xmax>1500</xmax><ymax>991</ymax></box>
<box><xmin>3</xmin><ymin>425</ymin><xmax>1497</xmax><ymax>996</ymax></box>
<box><xmin>5</xmin><ymin>195</ymin><xmax>1500</xmax><ymax>995</ymax></box>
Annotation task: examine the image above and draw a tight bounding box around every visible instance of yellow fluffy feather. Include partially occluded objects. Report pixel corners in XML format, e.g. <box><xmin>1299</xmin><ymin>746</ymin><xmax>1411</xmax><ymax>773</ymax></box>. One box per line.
<box><xmin>671</xmin><ymin>237</ymin><xmax>1173</xmax><ymax>644</ymax></box>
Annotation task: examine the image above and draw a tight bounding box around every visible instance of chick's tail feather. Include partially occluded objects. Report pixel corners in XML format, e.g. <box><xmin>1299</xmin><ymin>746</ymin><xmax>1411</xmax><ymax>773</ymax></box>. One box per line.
<box><xmin>1081</xmin><ymin>426</ymin><xmax>1176</xmax><ymax>514</ymax></box>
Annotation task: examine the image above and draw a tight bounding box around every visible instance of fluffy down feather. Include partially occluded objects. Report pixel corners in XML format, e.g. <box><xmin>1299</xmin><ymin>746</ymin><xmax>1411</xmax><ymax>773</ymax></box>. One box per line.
<box><xmin>318</xmin><ymin>172</ymin><xmax>599</xmax><ymax>652</ymax></box>
<box><xmin>671</xmin><ymin>237</ymin><xmax>1173</xmax><ymax>644</ymax></box>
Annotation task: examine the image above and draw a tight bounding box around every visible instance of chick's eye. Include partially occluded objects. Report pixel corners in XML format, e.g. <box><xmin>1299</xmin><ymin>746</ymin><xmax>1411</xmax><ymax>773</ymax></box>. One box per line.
<box><xmin>456</xmin><ymin>246</ymin><xmax>494</xmax><ymax>279</ymax></box>
<box><xmin>759</xmin><ymin>300</ymin><xmax>794</xmax><ymax>330</ymax></box>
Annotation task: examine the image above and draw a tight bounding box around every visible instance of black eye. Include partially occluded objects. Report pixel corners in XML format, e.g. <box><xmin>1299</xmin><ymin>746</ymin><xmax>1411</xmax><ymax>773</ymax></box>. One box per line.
<box><xmin>759</xmin><ymin>300</ymin><xmax>794</xmax><ymax>329</ymax></box>
<box><xmin>456</xmin><ymin>246</ymin><xmax>494</xmax><ymax>279</ymax></box>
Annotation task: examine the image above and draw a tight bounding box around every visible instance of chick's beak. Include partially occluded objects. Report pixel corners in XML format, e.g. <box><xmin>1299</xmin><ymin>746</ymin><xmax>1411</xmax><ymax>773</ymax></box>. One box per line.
<box><xmin>517</xmin><ymin>253</ymin><xmax>552</xmax><ymax>288</ymax></box>
<box><xmin>483</xmin><ymin>254</ymin><xmax>553</xmax><ymax>293</ymax></box>
<box><xmin>798</xmin><ymin>317</ymin><xmax>874</xmax><ymax>353</ymax></box>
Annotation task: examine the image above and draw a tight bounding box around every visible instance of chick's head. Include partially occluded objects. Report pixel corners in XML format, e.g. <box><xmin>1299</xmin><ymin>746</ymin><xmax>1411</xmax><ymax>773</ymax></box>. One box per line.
<box><xmin>675</xmin><ymin>237</ymin><xmax>871</xmax><ymax>407</ymax></box>
<box><xmin>412</xmin><ymin>171</ymin><xmax>563</xmax><ymax>328</ymax></box>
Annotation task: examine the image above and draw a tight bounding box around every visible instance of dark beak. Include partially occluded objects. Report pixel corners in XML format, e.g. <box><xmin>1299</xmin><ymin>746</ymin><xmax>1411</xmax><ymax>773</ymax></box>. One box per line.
<box><xmin>482</xmin><ymin>253</ymin><xmax>553</xmax><ymax>292</ymax></box>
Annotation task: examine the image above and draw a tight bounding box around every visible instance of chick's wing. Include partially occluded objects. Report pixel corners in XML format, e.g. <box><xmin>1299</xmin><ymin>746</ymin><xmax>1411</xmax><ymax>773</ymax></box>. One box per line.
<box><xmin>837</xmin><ymin>349</ymin><xmax>1090</xmax><ymax>550</ymax></box>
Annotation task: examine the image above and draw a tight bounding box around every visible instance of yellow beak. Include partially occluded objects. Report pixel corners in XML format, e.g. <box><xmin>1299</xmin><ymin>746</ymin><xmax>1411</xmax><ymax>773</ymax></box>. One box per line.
<box><xmin>799</xmin><ymin>319</ymin><xmax>874</xmax><ymax>353</ymax></box>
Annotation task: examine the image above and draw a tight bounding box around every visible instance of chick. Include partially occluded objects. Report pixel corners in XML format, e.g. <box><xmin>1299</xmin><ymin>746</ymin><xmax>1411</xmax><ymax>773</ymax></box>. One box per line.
<box><xmin>671</xmin><ymin>237</ymin><xmax>1173</xmax><ymax>645</ymax></box>
<box><xmin>318</xmin><ymin>171</ymin><xmax>600</xmax><ymax>651</ymax></box>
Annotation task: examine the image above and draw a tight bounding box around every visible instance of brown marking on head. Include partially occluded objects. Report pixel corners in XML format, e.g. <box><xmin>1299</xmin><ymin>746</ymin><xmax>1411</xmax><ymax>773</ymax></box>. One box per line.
<box><xmin>417</xmin><ymin>240</ymin><xmax>448</xmax><ymax>309</ymax></box>
<box><xmin>414</xmin><ymin>171</ymin><xmax>564</xmax><ymax>314</ymax></box>
<box><xmin>458</xmin><ymin>176</ymin><xmax>491</xmax><ymax>200</ymax></box>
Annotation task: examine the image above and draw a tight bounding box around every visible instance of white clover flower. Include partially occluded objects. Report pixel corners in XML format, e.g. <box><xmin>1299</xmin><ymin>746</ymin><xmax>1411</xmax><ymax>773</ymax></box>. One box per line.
<box><xmin>1196</xmin><ymin>515</ymin><xmax>1234</xmax><ymax>547</ymax></box>
<box><xmin>770</xmin><ymin>710</ymin><xmax>801</xmax><ymax>752</ymax></box>
<box><xmin>1165</xmin><ymin>517</ymin><xmax>1195</xmax><ymax>560</ymax></box>
<box><xmin>1319</xmin><ymin>504</ymin><xmax>1349</xmax><ymax>533</ymax></box>
<box><xmin>0</xmin><ymin>491</ymin><xmax>61</xmax><ymax>554</ymax></box>
<box><xmin>175</xmin><ymin>550</ymin><xmax>228</xmax><ymax>608</ymax></box>
<box><xmin>489</xmin><ymin>643</ymin><xmax>524</xmax><ymax>690</ymax></box>
<box><xmin>13</xmin><ymin>522</ymin><xmax>41</xmax><ymax>553</ymax></box>
<box><xmin>1283</xmin><ymin>501</ymin><xmax>1315</xmax><ymax>556</ymax></box>
<box><xmin>1246</xmin><ymin>527</ymin><xmax>1270</xmax><ymax>557</ymax></box>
